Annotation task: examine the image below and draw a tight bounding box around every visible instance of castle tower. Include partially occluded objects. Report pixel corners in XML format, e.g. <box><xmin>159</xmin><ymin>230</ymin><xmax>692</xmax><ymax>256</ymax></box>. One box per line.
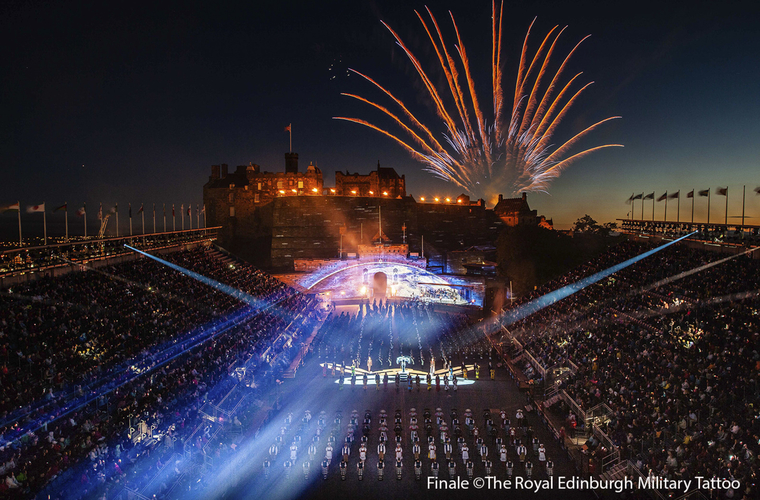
<box><xmin>285</xmin><ymin>152</ymin><xmax>298</xmax><ymax>174</ymax></box>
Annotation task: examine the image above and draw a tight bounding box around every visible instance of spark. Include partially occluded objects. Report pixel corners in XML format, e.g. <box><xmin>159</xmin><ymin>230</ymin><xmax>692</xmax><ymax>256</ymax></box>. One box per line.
<box><xmin>334</xmin><ymin>1</ymin><xmax>622</xmax><ymax>203</ymax></box>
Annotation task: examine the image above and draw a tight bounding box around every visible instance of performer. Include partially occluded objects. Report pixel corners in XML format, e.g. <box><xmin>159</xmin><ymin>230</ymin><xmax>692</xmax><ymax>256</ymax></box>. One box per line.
<box><xmin>367</xmin><ymin>356</ymin><xmax>373</xmax><ymax>372</ymax></box>
<box><xmin>262</xmin><ymin>458</ymin><xmax>270</xmax><ymax>479</ymax></box>
<box><xmin>321</xmin><ymin>459</ymin><xmax>329</xmax><ymax>480</ymax></box>
<box><xmin>340</xmin><ymin>459</ymin><xmax>347</xmax><ymax>480</ymax></box>
<box><xmin>377</xmin><ymin>459</ymin><xmax>385</xmax><ymax>480</ymax></box>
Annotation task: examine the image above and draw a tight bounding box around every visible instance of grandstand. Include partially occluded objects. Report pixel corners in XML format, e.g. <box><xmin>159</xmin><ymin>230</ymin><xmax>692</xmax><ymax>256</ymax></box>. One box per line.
<box><xmin>0</xmin><ymin>235</ymin><xmax>757</xmax><ymax>500</ymax></box>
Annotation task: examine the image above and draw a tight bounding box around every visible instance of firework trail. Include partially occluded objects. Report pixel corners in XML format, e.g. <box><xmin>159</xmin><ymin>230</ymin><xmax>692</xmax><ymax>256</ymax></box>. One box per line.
<box><xmin>334</xmin><ymin>1</ymin><xmax>622</xmax><ymax>202</ymax></box>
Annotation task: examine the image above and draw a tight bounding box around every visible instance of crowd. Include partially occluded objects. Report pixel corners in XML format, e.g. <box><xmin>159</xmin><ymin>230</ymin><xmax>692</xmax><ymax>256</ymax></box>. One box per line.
<box><xmin>0</xmin><ymin>245</ymin><xmax>317</xmax><ymax>498</ymax></box>
<box><xmin>498</xmin><ymin>240</ymin><xmax>759</xmax><ymax>499</ymax></box>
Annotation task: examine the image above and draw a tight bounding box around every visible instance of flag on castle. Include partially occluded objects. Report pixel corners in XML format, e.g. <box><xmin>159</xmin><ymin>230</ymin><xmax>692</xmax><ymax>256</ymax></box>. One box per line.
<box><xmin>27</xmin><ymin>203</ymin><xmax>45</xmax><ymax>213</ymax></box>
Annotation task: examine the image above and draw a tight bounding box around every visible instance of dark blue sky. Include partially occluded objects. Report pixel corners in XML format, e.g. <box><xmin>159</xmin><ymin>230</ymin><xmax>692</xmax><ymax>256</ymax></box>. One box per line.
<box><xmin>2</xmin><ymin>0</ymin><xmax>759</xmax><ymax>237</ymax></box>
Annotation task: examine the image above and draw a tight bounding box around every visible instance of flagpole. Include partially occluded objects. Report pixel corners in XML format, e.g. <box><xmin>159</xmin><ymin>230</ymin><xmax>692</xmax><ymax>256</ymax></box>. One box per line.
<box><xmin>631</xmin><ymin>193</ymin><xmax>634</xmax><ymax>220</ymax></box>
<box><xmin>163</xmin><ymin>203</ymin><xmax>166</xmax><ymax>232</ymax></box>
<box><xmin>707</xmin><ymin>190</ymin><xmax>710</xmax><ymax>224</ymax></box>
<box><xmin>289</xmin><ymin>123</ymin><xmax>292</xmax><ymax>153</ymax></box>
<box><xmin>196</xmin><ymin>204</ymin><xmax>199</xmax><ymax>229</ymax></box>
<box><xmin>142</xmin><ymin>207</ymin><xmax>145</xmax><ymax>235</ymax></box>
<box><xmin>173</xmin><ymin>205</ymin><xmax>176</xmax><ymax>232</ymax></box>
<box><xmin>652</xmin><ymin>192</ymin><xmax>655</xmax><ymax>222</ymax></box>
<box><xmin>725</xmin><ymin>187</ymin><xmax>728</xmax><ymax>225</ymax></box>
<box><xmin>116</xmin><ymin>204</ymin><xmax>119</xmax><ymax>237</ymax></box>
<box><xmin>203</xmin><ymin>204</ymin><xmax>206</xmax><ymax>229</ymax></box>
<box><xmin>188</xmin><ymin>204</ymin><xmax>192</xmax><ymax>230</ymax></box>
<box><xmin>65</xmin><ymin>202</ymin><xmax>69</xmax><ymax>241</ymax></box>
<box><xmin>664</xmin><ymin>193</ymin><xmax>668</xmax><ymax>222</ymax></box>
<box><xmin>641</xmin><ymin>195</ymin><xmax>644</xmax><ymax>220</ymax></box>
<box><xmin>84</xmin><ymin>203</ymin><xmax>87</xmax><ymax>239</ymax></box>
<box><xmin>677</xmin><ymin>193</ymin><xmax>680</xmax><ymax>223</ymax></box>
<box><xmin>691</xmin><ymin>190</ymin><xmax>694</xmax><ymax>224</ymax></box>
<box><xmin>43</xmin><ymin>203</ymin><xmax>47</xmax><ymax>246</ymax></box>
<box><xmin>741</xmin><ymin>185</ymin><xmax>746</xmax><ymax>227</ymax></box>
<box><xmin>153</xmin><ymin>204</ymin><xmax>156</xmax><ymax>233</ymax></box>
<box><xmin>129</xmin><ymin>203</ymin><xmax>133</xmax><ymax>236</ymax></box>
<box><xmin>181</xmin><ymin>205</ymin><xmax>184</xmax><ymax>230</ymax></box>
<box><xmin>17</xmin><ymin>201</ymin><xmax>22</xmax><ymax>245</ymax></box>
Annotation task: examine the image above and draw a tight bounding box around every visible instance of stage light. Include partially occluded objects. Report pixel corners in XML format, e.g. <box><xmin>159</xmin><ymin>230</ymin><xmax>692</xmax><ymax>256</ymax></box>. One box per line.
<box><xmin>445</xmin><ymin>197</ymin><xmax>451</xmax><ymax>203</ymax></box>
<box><xmin>434</xmin><ymin>197</ymin><xmax>440</xmax><ymax>202</ymax></box>
<box><xmin>291</xmin><ymin>189</ymin><xmax>297</xmax><ymax>193</ymax></box>
<box><xmin>420</xmin><ymin>197</ymin><xmax>425</xmax><ymax>202</ymax></box>
<box><xmin>311</xmin><ymin>188</ymin><xmax>318</xmax><ymax>193</ymax></box>
<box><xmin>351</xmin><ymin>190</ymin><xmax>357</xmax><ymax>195</ymax></box>
<box><xmin>279</xmin><ymin>190</ymin><xmax>285</xmax><ymax>194</ymax></box>
<box><xmin>457</xmin><ymin>199</ymin><xmax>462</xmax><ymax>203</ymax></box>
<box><xmin>383</xmin><ymin>191</ymin><xmax>388</xmax><ymax>196</ymax></box>
<box><xmin>330</xmin><ymin>188</ymin><xmax>336</xmax><ymax>193</ymax></box>
<box><xmin>360</xmin><ymin>286</ymin><xmax>366</xmax><ymax>295</ymax></box>
<box><xmin>369</xmin><ymin>191</ymin><xmax>374</xmax><ymax>195</ymax></box>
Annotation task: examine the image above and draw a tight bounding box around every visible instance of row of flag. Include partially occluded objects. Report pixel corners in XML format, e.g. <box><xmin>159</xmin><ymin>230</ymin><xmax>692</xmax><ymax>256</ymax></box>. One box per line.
<box><xmin>625</xmin><ymin>187</ymin><xmax>752</xmax><ymax>203</ymax></box>
<box><xmin>1</xmin><ymin>202</ymin><xmax>204</xmax><ymax>217</ymax></box>
<box><xmin>1</xmin><ymin>201</ymin><xmax>206</xmax><ymax>246</ymax></box>
<box><xmin>626</xmin><ymin>186</ymin><xmax>760</xmax><ymax>224</ymax></box>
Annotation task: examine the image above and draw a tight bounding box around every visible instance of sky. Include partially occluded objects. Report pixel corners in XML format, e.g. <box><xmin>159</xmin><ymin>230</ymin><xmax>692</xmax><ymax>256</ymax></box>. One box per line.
<box><xmin>2</xmin><ymin>0</ymin><xmax>760</xmax><ymax>238</ymax></box>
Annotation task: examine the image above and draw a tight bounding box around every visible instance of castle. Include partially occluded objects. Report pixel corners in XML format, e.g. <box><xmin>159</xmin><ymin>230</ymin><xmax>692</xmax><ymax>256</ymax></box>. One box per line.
<box><xmin>203</xmin><ymin>153</ymin><xmax>551</xmax><ymax>270</ymax></box>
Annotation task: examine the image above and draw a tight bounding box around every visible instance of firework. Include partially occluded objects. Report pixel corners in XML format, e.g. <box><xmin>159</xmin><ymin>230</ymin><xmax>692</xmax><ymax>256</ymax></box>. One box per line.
<box><xmin>334</xmin><ymin>1</ymin><xmax>622</xmax><ymax>203</ymax></box>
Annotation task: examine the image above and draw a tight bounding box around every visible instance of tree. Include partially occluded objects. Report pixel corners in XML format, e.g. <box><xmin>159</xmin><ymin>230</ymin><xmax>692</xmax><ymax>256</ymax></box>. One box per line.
<box><xmin>572</xmin><ymin>214</ymin><xmax>601</xmax><ymax>233</ymax></box>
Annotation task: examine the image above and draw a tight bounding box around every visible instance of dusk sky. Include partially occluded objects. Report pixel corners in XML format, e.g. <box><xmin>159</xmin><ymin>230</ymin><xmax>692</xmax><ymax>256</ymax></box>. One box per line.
<box><xmin>2</xmin><ymin>0</ymin><xmax>760</xmax><ymax>236</ymax></box>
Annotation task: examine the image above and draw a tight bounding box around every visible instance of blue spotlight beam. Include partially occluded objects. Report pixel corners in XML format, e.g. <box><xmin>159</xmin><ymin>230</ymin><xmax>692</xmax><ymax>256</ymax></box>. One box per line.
<box><xmin>2</xmin><ymin>248</ymin><xmax>291</xmax><ymax>441</ymax></box>
<box><xmin>124</xmin><ymin>244</ymin><xmax>266</xmax><ymax>308</ymax></box>
<box><xmin>489</xmin><ymin>232</ymin><xmax>698</xmax><ymax>334</ymax></box>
